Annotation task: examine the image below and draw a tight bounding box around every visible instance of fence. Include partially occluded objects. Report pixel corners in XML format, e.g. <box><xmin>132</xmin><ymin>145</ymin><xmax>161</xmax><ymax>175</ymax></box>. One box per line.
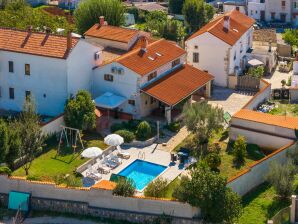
<box><xmin>235</xmin><ymin>75</ymin><xmax>261</xmax><ymax>92</ymax></box>
<box><xmin>268</xmin><ymin>206</ymin><xmax>290</xmax><ymax>224</ymax></box>
<box><xmin>0</xmin><ymin>175</ymin><xmax>200</xmax><ymax>223</ymax></box>
<box><xmin>227</xmin><ymin>142</ymin><xmax>296</xmax><ymax>196</ymax></box>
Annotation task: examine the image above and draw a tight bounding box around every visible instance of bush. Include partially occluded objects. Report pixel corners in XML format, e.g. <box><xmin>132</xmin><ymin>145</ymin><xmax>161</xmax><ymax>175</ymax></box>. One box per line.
<box><xmin>0</xmin><ymin>166</ymin><xmax>12</xmax><ymax>176</ymax></box>
<box><xmin>206</xmin><ymin>153</ymin><xmax>221</xmax><ymax>170</ymax></box>
<box><xmin>232</xmin><ymin>135</ymin><xmax>247</xmax><ymax>165</ymax></box>
<box><xmin>65</xmin><ymin>175</ymin><xmax>82</xmax><ymax>187</ymax></box>
<box><xmin>114</xmin><ymin>130</ymin><xmax>135</xmax><ymax>143</ymax></box>
<box><xmin>287</xmin><ymin>76</ymin><xmax>292</xmax><ymax>86</ymax></box>
<box><xmin>136</xmin><ymin>121</ymin><xmax>152</xmax><ymax>140</ymax></box>
<box><xmin>110</xmin><ymin>123</ymin><xmax>124</xmax><ymax>133</ymax></box>
<box><xmin>281</xmin><ymin>79</ymin><xmax>286</xmax><ymax>87</ymax></box>
<box><xmin>144</xmin><ymin>177</ymin><xmax>168</xmax><ymax>198</ymax></box>
<box><xmin>27</xmin><ymin>175</ymin><xmax>40</xmax><ymax>181</ymax></box>
<box><xmin>167</xmin><ymin>121</ymin><xmax>181</xmax><ymax>133</ymax></box>
<box><xmin>247</xmin><ymin>144</ymin><xmax>265</xmax><ymax>160</ymax></box>
<box><xmin>113</xmin><ymin>178</ymin><xmax>135</xmax><ymax>197</ymax></box>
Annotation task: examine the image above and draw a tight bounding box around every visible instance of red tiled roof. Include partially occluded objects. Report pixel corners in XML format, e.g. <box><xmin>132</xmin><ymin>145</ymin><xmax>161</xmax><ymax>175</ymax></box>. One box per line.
<box><xmin>142</xmin><ymin>64</ymin><xmax>214</xmax><ymax>106</ymax></box>
<box><xmin>84</xmin><ymin>24</ymin><xmax>139</xmax><ymax>43</ymax></box>
<box><xmin>0</xmin><ymin>27</ymin><xmax>79</xmax><ymax>59</ymax></box>
<box><xmin>116</xmin><ymin>39</ymin><xmax>186</xmax><ymax>76</ymax></box>
<box><xmin>233</xmin><ymin>109</ymin><xmax>298</xmax><ymax>130</ymax></box>
<box><xmin>187</xmin><ymin>10</ymin><xmax>255</xmax><ymax>46</ymax></box>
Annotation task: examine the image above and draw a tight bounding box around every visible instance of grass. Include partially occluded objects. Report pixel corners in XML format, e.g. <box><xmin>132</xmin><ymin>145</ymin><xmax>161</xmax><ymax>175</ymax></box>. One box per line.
<box><xmin>239</xmin><ymin>183</ymin><xmax>290</xmax><ymax>224</ymax></box>
<box><xmin>12</xmin><ymin>132</ymin><xmax>107</xmax><ymax>184</ymax></box>
<box><xmin>164</xmin><ymin>177</ymin><xmax>181</xmax><ymax>199</ymax></box>
<box><xmin>268</xmin><ymin>101</ymin><xmax>298</xmax><ymax>117</ymax></box>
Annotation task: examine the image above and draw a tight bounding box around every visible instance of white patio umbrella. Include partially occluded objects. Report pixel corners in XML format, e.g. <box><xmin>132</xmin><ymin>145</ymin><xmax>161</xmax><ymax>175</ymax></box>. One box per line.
<box><xmin>104</xmin><ymin>134</ymin><xmax>124</xmax><ymax>147</ymax></box>
<box><xmin>81</xmin><ymin>147</ymin><xmax>103</xmax><ymax>158</ymax></box>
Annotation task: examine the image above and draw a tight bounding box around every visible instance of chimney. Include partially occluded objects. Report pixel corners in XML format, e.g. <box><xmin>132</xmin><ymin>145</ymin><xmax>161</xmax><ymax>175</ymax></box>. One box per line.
<box><xmin>27</xmin><ymin>25</ymin><xmax>33</xmax><ymax>35</ymax></box>
<box><xmin>67</xmin><ymin>31</ymin><xmax>72</xmax><ymax>52</ymax></box>
<box><xmin>99</xmin><ymin>16</ymin><xmax>105</xmax><ymax>26</ymax></box>
<box><xmin>223</xmin><ymin>15</ymin><xmax>230</xmax><ymax>32</ymax></box>
<box><xmin>140</xmin><ymin>36</ymin><xmax>148</xmax><ymax>53</ymax></box>
<box><xmin>45</xmin><ymin>27</ymin><xmax>51</xmax><ymax>34</ymax></box>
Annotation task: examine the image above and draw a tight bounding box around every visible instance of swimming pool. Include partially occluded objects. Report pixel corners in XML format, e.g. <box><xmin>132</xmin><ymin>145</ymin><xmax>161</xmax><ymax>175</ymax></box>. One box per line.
<box><xmin>118</xmin><ymin>159</ymin><xmax>167</xmax><ymax>191</ymax></box>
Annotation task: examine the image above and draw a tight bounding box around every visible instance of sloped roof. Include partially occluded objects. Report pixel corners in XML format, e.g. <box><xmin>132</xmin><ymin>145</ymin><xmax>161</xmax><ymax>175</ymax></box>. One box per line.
<box><xmin>115</xmin><ymin>39</ymin><xmax>186</xmax><ymax>76</ymax></box>
<box><xmin>233</xmin><ymin>109</ymin><xmax>298</xmax><ymax>130</ymax></box>
<box><xmin>0</xmin><ymin>27</ymin><xmax>79</xmax><ymax>59</ymax></box>
<box><xmin>84</xmin><ymin>24</ymin><xmax>139</xmax><ymax>43</ymax></box>
<box><xmin>187</xmin><ymin>10</ymin><xmax>255</xmax><ymax>46</ymax></box>
<box><xmin>142</xmin><ymin>64</ymin><xmax>214</xmax><ymax>106</ymax></box>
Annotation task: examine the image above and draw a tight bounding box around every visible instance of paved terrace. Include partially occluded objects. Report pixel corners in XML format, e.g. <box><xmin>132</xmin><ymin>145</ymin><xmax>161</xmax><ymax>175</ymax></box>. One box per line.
<box><xmin>82</xmin><ymin>144</ymin><xmax>185</xmax><ymax>193</ymax></box>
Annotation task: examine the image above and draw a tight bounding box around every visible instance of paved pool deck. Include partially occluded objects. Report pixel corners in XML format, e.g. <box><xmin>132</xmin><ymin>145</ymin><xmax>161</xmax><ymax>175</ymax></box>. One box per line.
<box><xmin>82</xmin><ymin>144</ymin><xmax>186</xmax><ymax>193</ymax></box>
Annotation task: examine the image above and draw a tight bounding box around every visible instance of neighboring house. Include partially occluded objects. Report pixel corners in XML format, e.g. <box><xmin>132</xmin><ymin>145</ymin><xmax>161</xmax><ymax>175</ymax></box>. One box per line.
<box><xmin>185</xmin><ymin>10</ymin><xmax>255</xmax><ymax>87</ymax></box>
<box><xmin>223</xmin><ymin>1</ymin><xmax>246</xmax><ymax>14</ymax></box>
<box><xmin>58</xmin><ymin>0</ymin><xmax>80</xmax><ymax>10</ymax></box>
<box><xmin>26</xmin><ymin>0</ymin><xmax>49</xmax><ymax>6</ymax></box>
<box><xmin>248</xmin><ymin>0</ymin><xmax>294</xmax><ymax>24</ymax></box>
<box><xmin>0</xmin><ymin>27</ymin><xmax>101</xmax><ymax>116</ymax></box>
<box><xmin>86</xmin><ymin>19</ymin><xmax>214</xmax><ymax>123</ymax></box>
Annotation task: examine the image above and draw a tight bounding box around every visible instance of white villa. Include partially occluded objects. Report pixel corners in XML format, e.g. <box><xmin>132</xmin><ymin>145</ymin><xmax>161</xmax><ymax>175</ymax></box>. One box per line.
<box><xmin>0</xmin><ymin>27</ymin><xmax>101</xmax><ymax>116</ymax></box>
<box><xmin>185</xmin><ymin>10</ymin><xmax>255</xmax><ymax>87</ymax></box>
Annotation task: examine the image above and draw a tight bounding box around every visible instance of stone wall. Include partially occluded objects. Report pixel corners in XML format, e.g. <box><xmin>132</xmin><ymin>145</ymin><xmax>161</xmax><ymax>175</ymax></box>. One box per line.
<box><xmin>227</xmin><ymin>142</ymin><xmax>296</xmax><ymax>196</ymax></box>
<box><xmin>41</xmin><ymin>114</ymin><xmax>64</xmax><ymax>136</ymax></box>
<box><xmin>0</xmin><ymin>175</ymin><xmax>200</xmax><ymax>223</ymax></box>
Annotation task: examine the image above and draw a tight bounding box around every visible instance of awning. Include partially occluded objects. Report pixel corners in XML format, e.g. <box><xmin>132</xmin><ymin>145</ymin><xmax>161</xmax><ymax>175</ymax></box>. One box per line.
<box><xmin>142</xmin><ymin>65</ymin><xmax>214</xmax><ymax>106</ymax></box>
<box><xmin>94</xmin><ymin>92</ymin><xmax>126</xmax><ymax>109</ymax></box>
<box><xmin>248</xmin><ymin>59</ymin><xmax>264</xmax><ymax>67</ymax></box>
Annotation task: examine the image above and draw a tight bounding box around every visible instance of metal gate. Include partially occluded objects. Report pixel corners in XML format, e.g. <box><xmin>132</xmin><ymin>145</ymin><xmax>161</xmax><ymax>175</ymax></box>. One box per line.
<box><xmin>235</xmin><ymin>75</ymin><xmax>260</xmax><ymax>92</ymax></box>
<box><xmin>272</xmin><ymin>88</ymin><xmax>290</xmax><ymax>100</ymax></box>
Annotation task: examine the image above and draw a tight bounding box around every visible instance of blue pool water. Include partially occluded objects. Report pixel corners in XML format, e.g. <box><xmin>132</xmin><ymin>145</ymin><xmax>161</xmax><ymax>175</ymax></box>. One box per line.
<box><xmin>118</xmin><ymin>160</ymin><xmax>167</xmax><ymax>191</ymax></box>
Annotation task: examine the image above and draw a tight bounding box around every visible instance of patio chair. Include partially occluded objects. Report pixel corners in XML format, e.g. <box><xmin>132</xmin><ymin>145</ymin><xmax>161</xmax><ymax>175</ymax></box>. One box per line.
<box><xmin>117</xmin><ymin>149</ymin><xmax>130</xmax><ymax>159</ymax></box>
<box><xmin>103</xmin><ymin>157</ymin><xmax>118</xmax><ymax>169</ymax></box>
<box><xmin>111</xmin><ymin>155</ymin><xmax>122</xmax><ymax>165</ymax></box>
<box><xmin>86</xmin><ymin>172</ymin><xmax>102</xmax><ymax>181</ymax></box>
<box><xmin>96</xmin><ymin>160</ymin><xmax>111</xmax><ymax>174</ymax></box>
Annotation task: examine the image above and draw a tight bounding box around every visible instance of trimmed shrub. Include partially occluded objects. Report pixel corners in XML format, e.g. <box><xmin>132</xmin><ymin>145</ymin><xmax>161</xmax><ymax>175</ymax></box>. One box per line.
<box><xmin>206</xmin><ymin>153</ymin><xmax>221</xmax><ymax>170</ymax></box>
<box><xmin>0</xmin><ymin>166</ymin><xmax>12</xmax><ymax>176</ymax></box>
<box><xmin>115</xmin><ymin>130</ymin><xmax>135</xmax><ymax>143</ymax></box>
<box><xmin>167</xmin><ymin>121</ymin><xmax>181</xmax><ymax>133</ymax></box>
<box><xmin>136</xmin><ymin>121</ymin><xmax>152</xmax><ymax>140</ymax></box>
<box><xmin>232</xmin><ymin>135</ymin><xmax>247</xmax><ymax>164</ymax></box>
<box><xmin>113</xmin><ymin>178</ymin><xmax>135</xmax><ymax>197</ymax></box>
<box><xmin>110</xmin><ymin>123</ymin><xmax>124</xmax><ymax>133</ymax></box>
<box><xmin>144</xmin><ymin>177</ymin><xmax>168</xmax><ymax>198</ymax></box>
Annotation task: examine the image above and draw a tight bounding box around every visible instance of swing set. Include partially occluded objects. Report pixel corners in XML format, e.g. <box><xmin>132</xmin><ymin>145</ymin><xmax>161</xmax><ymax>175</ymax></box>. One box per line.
<box><xmin>57</xmin><ymin>125</ymin><xmax>84</xmax><ymax>155</ymax></box>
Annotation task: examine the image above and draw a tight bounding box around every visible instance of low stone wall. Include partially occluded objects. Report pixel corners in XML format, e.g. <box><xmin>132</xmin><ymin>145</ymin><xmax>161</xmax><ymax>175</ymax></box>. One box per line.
<box><xmin>0</xmin><ymin>175</ymin><xmax>200</xmax><ymax>222</ymax></box>
<box><xmin>227</xmin><ymin>142</ymin><xmax>296</xmax><ymax>196</ymax></box>
<box><xmin>122</xmin><ymin>136</ymin><xmax>157</xmax><ymax>148</ymax></box>
<box><xmin>41</xmin><ymin>114</ymin><xmax>64</xmax><ymax>136</ymax></box>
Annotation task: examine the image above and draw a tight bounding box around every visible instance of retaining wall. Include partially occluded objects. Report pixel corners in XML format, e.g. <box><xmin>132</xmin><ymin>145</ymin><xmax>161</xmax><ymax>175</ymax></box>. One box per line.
<box><xmin>0</xmin><ymin>175</ymin><xmax>200</xmax><ymax>223</ymax></box>
<box><xmin>227</xmin><ymin>142</ymin><xmax>296</xmax><ymax>196</ymax></box>
<box><xmin>41</xmin><ymin>114</ymin><xmax>64</xmax><ymax>135</ymax></box>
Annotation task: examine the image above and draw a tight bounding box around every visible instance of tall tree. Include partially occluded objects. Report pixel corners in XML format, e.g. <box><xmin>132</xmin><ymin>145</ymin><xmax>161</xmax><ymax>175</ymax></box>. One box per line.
<box><xmin>283</xmin><ymin>29</ymin><xmax>298</xmax><ymax>47</ymax></box>
<box><xmin>74</xmin><ymin>0</ymin><xmax>124</xmax><ymax>34</ymax></box>
<box><xmin>173</xmin><ymin>167</ymin><xmax>242</xmax><ymax>223</ymax></box>
<box><xmin>169</xmin><ymin>0</ymin><xmax>184</xmax><ymax>14</ymax></box>
<box><xmin>5</xmin><ymin>121</ymin><xmax>21</xmax><ymax>168</ymax></box>
<box><xmin>182</xmin><ymin>0</ymin><xmax>214</xmax><ymax>32</ymax></box>
<box><xmin>0</xmin><ymin>119</ymin><xmax>9</xmax><ymax>163</ymax></box>
<box><xmin>64</xmin><ymin>90</ymin><xmax>96</xmax><ymax>131</ymax></box>
<box><xmin>18</xmin><ymin>97</ymin><xmax>44</xmax><ymax>175</ymax></box>
<box><xmin>182</xmin><ymin>101</ymin><xmax>224</xmax><ymax>156</ymax></box>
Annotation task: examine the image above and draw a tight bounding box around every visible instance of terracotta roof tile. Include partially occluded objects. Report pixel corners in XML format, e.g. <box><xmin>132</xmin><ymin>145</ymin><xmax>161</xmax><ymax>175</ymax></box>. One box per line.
<box><xmin>92</xmin><ymin>180</ymin><xmax>116</xmax><ymax>190</ymax></box>
<box><xmin>233</xmin><ymin>109</ymin><xmax>298</xmax><ymax>129</ymax></box>
<box><xmin>116</xmin><ymin>39</ymin><xmax>186</xmax><ymax>76</ymax></box>
<box><xmin>187</xmin><ymin>10</ymin><xmax>255</xmax><ymax>46</ymax></box>
<box><xmin>0</xmin><ymin>27</ymin><xmax>79</xmax><ymax>59</ymax></box>
<box><xmin>84</xmin><ymin>24</ymin><xmax>139</xmax><ymax>43</ymax></box>
<box><xmin>142</xmin><ymin>64</ymin><xmax>214</xmax><ymax>106</ymax></box>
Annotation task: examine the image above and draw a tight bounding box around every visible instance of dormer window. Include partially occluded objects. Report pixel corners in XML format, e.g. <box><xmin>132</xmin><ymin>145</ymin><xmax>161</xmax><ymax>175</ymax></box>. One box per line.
<box><xmin>148</xmin><ymin>71</ymin><xmax>157</xmax><ymax>81</ymax></box>
<box><xmin>172</xmin><ymin>58</ymin><xmax>180</xmax><ymax>68</ymax></box>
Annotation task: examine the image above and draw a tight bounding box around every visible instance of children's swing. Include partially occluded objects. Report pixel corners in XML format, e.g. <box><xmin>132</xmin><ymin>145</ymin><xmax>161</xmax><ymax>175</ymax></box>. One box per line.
<box><xmin>57</xmin><ymin>125</ymin><xmax>84</xmax><ymax>155</ymax></box>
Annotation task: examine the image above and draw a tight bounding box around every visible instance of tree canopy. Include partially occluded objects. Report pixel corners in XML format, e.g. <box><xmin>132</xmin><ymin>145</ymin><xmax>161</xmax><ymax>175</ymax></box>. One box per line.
<box><xmin>64</xmin><ymin>90</ymin><xmax>96</xmax><ymax>131</ymax></box>
<box><xmin>169</xmin><ymin>0</ymin><xmax>184</xmax><ymax>14</ymax></box>
<box><xmin>182</xmin><ymin>0</ymin><xmax>215</xmax><ymax>32</ymax></box>
<box><xmin>283</xmin><ymin>29</ymin><xmax>298</xmax><ymax>47</ymax></box>
<box><xmin>173</xmin><ymin>167</ymin><xmax>242</xmax><ymax>223</ymax></box>
<box><xmin>74</xmin><ymin>0</ymin><xmax>124</xmax><ymax>34</ymax></box>
<box><xmin>0</xmin><ymin>0</ymin><xmax>74</xmax><ymax>33</ymax></box>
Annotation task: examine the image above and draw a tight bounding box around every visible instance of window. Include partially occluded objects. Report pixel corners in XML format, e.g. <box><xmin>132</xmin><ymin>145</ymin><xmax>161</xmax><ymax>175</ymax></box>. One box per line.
<box><xmin>236</xmin><ymin>6</ymin><xmax>240</xmax><ymax>11</ymax></box>
<box><xmin>234</xmin><ymin>52</ymin><xmax>237</xmax><ymax>61</ymax></box>
<box><xmin>251</xmin><ymin>10</ymin><xmax>253</xmax><ymax>15</ymax></box>
<box><xmin>193</xmin><ymin>53</ymin><xmax>199</xmax><ymax>63</ymax></box>
<box><xmin>260</xmin><ymin>0</ymin><xmax>265</xmax><ymax>3</ymax></box>
<box><xmin>281</xmin><ymin>1</ymin><xmax>285</xmax><ymax>7</ymax></box>
<box><xmin>9</xmin><ymin>87</ymin><xmax>14</xmax><ymax>99</ymax></box>
<box><xmin>172</xmin><ymin>58</ymin><xmax>180</xmax><ymax>68</ymax></box>
<box><xmin>94</xmin><ymin>51</ymin><xmax>100</xmax><ymax>60</ymax></box>
<box><xmin>128</xmin><ymin>100</ymin><xmax>135</xmax><ymax>106</ymax></box>
<box><xmin>271</xmin><ymin>12</ymin><xmax>276</xmax><ymax>20</ymax></box>
<box><xmin>104</xmin><ymin>74</ymin><xmax>113</xmax><ymax>82</ymax></box>
<box><xmin>25</xmin><ymin>64</ymin><xmax>30</xmax><ymax>75</ymax></box>
<box><xmin>111</xmin><ymin>67</ymin><xmax>117</xmax><ymax>73</ymax></box>
<box><xmin>194</xmin><ymin>45</ymin><xmax>198</xmax><ymax>49</ymax></box>
<box><xmin>25</xmin><ymin>90</ymin><xmax>31</xmax><ymax>98</ymax></box>
<box><xmin>147</xmin><ymin>71</ymin><xmax>157</xmax><ymax>81</ymax></box>
<box><xmin>150</xmin><ymin>97</ymin><xmax>156</xmax><ymax>104</ymax></box>
<box><xmin>117</xmin><ymin>68</ymin><xmax>124</xmax><ymax>75</ymax></box>
<box><xmin>8</xmin><ymin>61</ymin><xmax>13</xmax><ymax>73</ymax></box>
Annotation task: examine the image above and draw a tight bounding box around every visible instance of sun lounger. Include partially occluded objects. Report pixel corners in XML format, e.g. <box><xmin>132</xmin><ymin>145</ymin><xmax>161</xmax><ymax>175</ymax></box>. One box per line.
<box><xmin>86</xmin><ymin>172</ymin><xmax>102</xmax><ymax>181</ymax></box>
<box><xmin>117</xmin><ymin>149</ymin><xmax>130</xmax><ymax>159</ymax></box>
<box><xmin>111</xmin><ymin>155</ymin><xmax>122</xmax><ymax>165</ymax></box>
<box><xmin>104</xmin><ymin>157</ymin><xmax>118</xmax><ymax>169</ymax></box>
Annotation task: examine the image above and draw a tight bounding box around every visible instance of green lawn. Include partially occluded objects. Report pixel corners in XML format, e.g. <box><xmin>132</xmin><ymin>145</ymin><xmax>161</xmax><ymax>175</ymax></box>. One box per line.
<box><xmin>12</xmin><ymin>132</ymin><xmax>107</xmax><ymax>184</ymax></box>
<box><xmin>268</xmin><ymin>101</ymin><xmax>298</xmax><ymax>117</ymax></box>
<box><xmin>164</xmin><ymin>177</ymin><xmax>181</xmax><ymax>199</ymax></box>
<box><xmin>239</xmin><ymin>183</ymin><xmax>290</xmax><ymax>224</ymax></box>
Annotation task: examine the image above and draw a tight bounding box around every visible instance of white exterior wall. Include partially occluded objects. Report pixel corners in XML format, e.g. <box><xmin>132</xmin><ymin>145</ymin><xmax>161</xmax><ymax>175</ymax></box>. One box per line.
<box><xmin>223</xmin><ymin>5</ymin><xmax>246</xmax><ymax>14</ymax></box>
<box><xmin>265</xmin><ymin>0</ymin><xmax>292</xmax><ymax>22</ymax></box>
<box><xmin>67</xmin><ymin>40</ymin><xmax>102</xmax><ymax>97</ymax></box>
<box><xmin>186</xmin><ymin>29</ymin><xmax>253</xmax><ymax>87</ymax></box>
<box><xmin>294</xmin><ymin>61</ymin><xmax>298</xmax><ymax>75</ymax></box>
<box><xmin>248</xmin><ymin>1</ymin><xmax>266</xmax><ymax>20</ymax></box>
<box><xmin>0</xmin><ymin>52</ymin><xmax>68</xmax><ymax>116</ymax></box>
